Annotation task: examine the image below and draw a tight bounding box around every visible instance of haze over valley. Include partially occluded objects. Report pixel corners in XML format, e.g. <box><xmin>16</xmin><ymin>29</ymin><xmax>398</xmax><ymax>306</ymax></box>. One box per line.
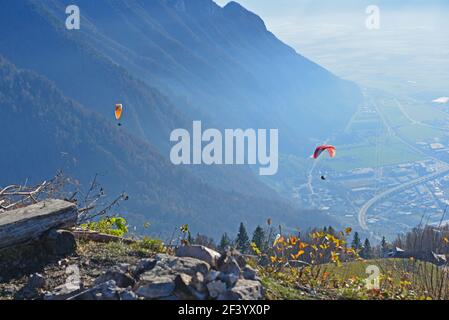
<box><xmin>215</xmin><ymin>1</ymin><xmax>449</xmax><ymax>240</ymax></box>
<box><xmin>1</xmin><ymin>0</ymin><xmax>449</xmax><ymax>242</ymax></box>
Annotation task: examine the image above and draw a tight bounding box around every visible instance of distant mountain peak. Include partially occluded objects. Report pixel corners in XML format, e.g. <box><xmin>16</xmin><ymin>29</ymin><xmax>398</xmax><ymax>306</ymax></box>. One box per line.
<box><xmin>223</xmin><ymin>1</ymin><xmax>267</xmax><ymax>31</ymax></box>
<box><xmin>223</xmin><ymin>1</ymin><xmax>246</xmax><ymax>10</ymax></box>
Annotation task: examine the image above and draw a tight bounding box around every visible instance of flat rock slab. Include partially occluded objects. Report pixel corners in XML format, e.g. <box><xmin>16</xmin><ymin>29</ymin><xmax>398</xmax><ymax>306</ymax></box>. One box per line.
<box><xmin>0</xmin><ymin>199</ymin><xmax>78</xmax><ymax>249</ymax></box>
<box><xmin>176</xmin><ymin>245</ymin><xmax>221</xmax><ymax>267</ymax></box>
<box><xmin>152</xmin><ymin>254</ymin><xmax>211</xmax><ymax>276</ymax></box>
<box><xmin>135</xmin><ymin>275</ymin><xmax>176</xmax><ymax>299</ymax></box>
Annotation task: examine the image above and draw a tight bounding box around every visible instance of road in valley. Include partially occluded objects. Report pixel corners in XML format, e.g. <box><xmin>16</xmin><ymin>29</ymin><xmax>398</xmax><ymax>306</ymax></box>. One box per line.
<box><xmin>357</xmin><ymin>96</ymin><xmax>449</xmax><ymax>230</ymax></box>
<box><xmin>358</xmin><ymin>165</ymin><xmax>449</xmax><ymax>230</ymax></box>
<box><xmin>395</xmin><ymin>99</ymin><xmax>449</xmax><ymax>132</ymax></box>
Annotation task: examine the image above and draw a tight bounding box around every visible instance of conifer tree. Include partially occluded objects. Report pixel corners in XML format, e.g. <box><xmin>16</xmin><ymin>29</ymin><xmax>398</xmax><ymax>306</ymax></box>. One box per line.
<box><xmin>236</xmin><ymin>222</ymin><xmax>250</xmax><ymax>253</ymax></box>
<box><xmin>351</xmin><ymin>232</ymin><xmax>362</xmax><ymax>250</ymax></box>
<box><xmin>252</xmin><ymin>225</ymin><xmax>266</xmax><ymax>252</ymax></box>
<box><xmin>361</xmin><ymin>238</ymin><xmax>372</xmax><ymax>259</ymax></box>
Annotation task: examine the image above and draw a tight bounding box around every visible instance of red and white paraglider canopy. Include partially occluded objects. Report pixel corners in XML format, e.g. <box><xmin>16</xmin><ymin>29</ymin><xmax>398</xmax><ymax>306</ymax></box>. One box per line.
<box><xmin>312</xmin><ymin>145</ymin><xmax>336</xmax><ymax>159</ymax></box>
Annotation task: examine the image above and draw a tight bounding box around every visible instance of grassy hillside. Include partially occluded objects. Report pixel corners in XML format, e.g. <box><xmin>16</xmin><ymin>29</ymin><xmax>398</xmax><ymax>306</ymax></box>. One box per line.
<box><xmin>260</xmin><ymin>258</ymin><xmax>448</xmax><ymax>300</ymax></box>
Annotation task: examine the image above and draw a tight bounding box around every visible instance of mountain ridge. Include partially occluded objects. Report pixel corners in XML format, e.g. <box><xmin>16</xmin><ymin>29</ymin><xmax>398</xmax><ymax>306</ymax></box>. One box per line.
<box><xmin>13</xmin><ymin>0</ymin><xmax>362</xmax><ymax>155</ymax></box>
<box><xmin>0</xmin><ymin>0</ymin><xmax>360</xmax><ymax>236</ymax></box>
<box><xmin>0</xmin><ymin>0</ymin><xmax>279</xmax><ymax>200</ymax></box>
<box><xmin>0</xmin><ymin>55</ymin><xmax>339</xmax><ymax>236</ymax></box>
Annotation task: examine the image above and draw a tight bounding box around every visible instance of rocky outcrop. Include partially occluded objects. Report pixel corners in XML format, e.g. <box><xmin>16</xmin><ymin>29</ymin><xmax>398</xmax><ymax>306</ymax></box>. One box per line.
<box><xmin>35</xmin><ymin>246</ymin><xmax>264</xmax><ymax>301</ymax></box>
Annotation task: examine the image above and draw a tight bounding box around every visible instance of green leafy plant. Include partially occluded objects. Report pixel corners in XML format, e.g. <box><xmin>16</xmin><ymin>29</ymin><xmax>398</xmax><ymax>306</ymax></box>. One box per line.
<box><xmin>81</xmin><ymin>216</ymin><xmax>129</xmax><ymax>237</ymax></box>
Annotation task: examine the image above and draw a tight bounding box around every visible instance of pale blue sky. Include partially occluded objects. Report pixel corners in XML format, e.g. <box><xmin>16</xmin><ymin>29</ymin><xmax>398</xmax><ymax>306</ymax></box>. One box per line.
<box><xmin>214</xmin><ymin>1</ymin><xmax>449</xmax><ymax>96</ymax></box>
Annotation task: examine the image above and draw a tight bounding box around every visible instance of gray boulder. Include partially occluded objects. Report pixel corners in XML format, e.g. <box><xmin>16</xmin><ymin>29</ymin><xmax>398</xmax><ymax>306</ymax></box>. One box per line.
<box><xmin>219</xmin><ymin>256</ymin><xmax>241</xmax><ymax>276</ymax></box>
<box><xmin>207</xmin><ymin>280</ymin><xmax>227</xmax><ymax>299</ymax></box>
<box><xmin>205</xmin><ymin>270</ymin><xmax>220</xmax><ymax>283</ymax></box>
<box><xmin>218</xmin><ymin>279</ymin><xmax>264</xmax><ymax>300</ymax></box>
<box><xmin>134</xmin><ymin>274</ymin><xmax>176</xmax><ymax>299</ymax></box>
<box><xmin>219</xmin><ymin>272</ymin><xmax>239</xmax><ymax>287</ymax></box>
<box><xmin>191</xmin><ymin>272</ymin><xmax>205</xmax><ymax>292</ymax></box>
<box><xmin>242</xmin><ymin>265</ymin><xmax>257</xmax><ymax>280</ymax></box>
<box><xmin>174</xmin><ymin>273</ymin><xmax>206</xmax><ymax>300</ymax></box>
<box><xmin>151</xmin><ymin>254</ymin><xmax>210</xmax><ymax>277</ymax></box>
<box><xmin>218</xmin><ymin>249</ymin><xmax>246</xmax><ymax>268</ymax></box>
<box><xmin>133</xmin><ymin>254</ymin><xmax>212</xmax><ymax>300</ymax></box>
<box><xmin>133</xmin><ymin>258</ymin><xmax>157</xmax><ymax>277</ymax></box>
<box><xmin>176</xmin><ymin>245</ymin><xmax>221</xmax><ymax>268</ymax></box>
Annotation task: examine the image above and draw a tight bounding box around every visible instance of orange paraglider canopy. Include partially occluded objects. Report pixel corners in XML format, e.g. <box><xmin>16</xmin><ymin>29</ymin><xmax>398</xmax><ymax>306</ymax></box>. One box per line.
<box><xmin>312</xmin><ymin>145</ymin><xmax>336</xmax><ymax>159</ymax></box>
<box><xmin>115</xmin><ymin>104</ymin><xmax>123</xmax><ymax>121</ymax></box>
